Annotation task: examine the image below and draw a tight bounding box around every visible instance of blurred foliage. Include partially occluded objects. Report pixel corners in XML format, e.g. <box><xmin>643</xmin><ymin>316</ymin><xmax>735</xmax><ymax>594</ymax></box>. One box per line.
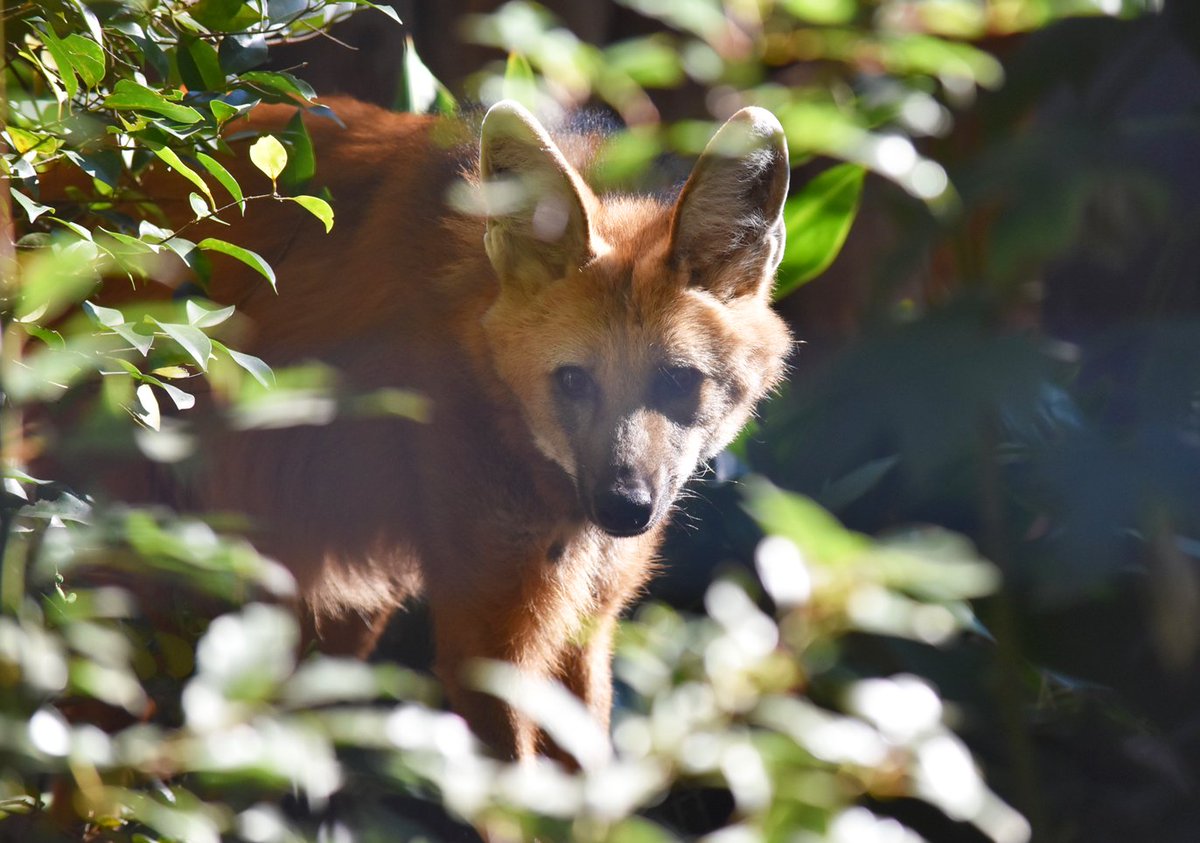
<box><xmin>2</xmin><ymin>0</ymin><xmax>1192</xmax><ymax>841</ymax></box>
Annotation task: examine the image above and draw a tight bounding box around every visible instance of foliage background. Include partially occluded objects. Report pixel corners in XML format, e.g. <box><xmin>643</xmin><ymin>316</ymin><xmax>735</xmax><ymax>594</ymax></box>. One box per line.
<box><xmin>3</xmin><ymin>1</ymin><xmax>1198</xmax><ymax>842</ymax></box>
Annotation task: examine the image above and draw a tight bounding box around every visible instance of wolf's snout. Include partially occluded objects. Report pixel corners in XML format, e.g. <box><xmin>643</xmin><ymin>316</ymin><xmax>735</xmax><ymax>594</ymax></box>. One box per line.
<box><xmin>591</xmin><ymin>471</ymin><xmax>657</xmax><ymax>537</ymax></box>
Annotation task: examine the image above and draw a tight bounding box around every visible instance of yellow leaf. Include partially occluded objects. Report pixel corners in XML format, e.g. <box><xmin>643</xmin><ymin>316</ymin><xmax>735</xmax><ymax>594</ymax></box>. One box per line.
<box><xmin>249</xmin><ymin>134</ymin><xmax>288</xmax><ymax>186</ymax></box>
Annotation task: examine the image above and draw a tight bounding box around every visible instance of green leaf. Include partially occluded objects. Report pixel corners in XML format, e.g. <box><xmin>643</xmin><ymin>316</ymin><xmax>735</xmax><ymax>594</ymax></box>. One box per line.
<box><xmin>149</xmin><ymin>144</ymin><xmax>215</xmax><ymax>205</ymax></box>
<box><xmin>502</xmin><ymin>51</ymin><xmax>537</xmax><ymax>108</ymax></box>
<box><xmin>159</xmin><ymin>382</ymin><xmax>196</xmax><ymax>411</ymax></box>
<box><xmin>23</xmin><ymin>324</ymin><xmax>64</xmax><ymax>348</ymax></box>
<box><xmin>105</xmin><ymin>80</ymin><xmax>202</xmax><ymax>123</ymax></box>
<box><xmin>133</xmin><ymin>383</ymin><xmax>161</xmax><ymax>430</ymax></box>
<box><xmin>775</xmin><ymin>163</ymin><xmax>865</xmax><ymax>298</ymax></box>
<box><xmin>195</xmin><ymin>153</ymin><xmax>245</xmax><ymax>213</ymax></box>
<box><xmin>178</xmin><ymin>37</ymin><xmax>226</xmax><ymax>93</ymax></box>
<box><xmin>210</xmin><ymin>95</ymin><xmax>259</xmax><ymax>124</ymax></box>
<box><xmin>288</xmin><ymin>195</ymin><xmax>334</xmax><ymax>233</ymax></box>
<box><xmin>224</xmin><ymin>346</ymin><xmax>274</xmax><ymax>387</ymax></box>
<box><xmin>743</xmin><ymin>478</ymin><xmax>869</xmax><ymax>565</ymax></box>
<box><xmin>38</xmin><ymin>26</ymin><xmax>79</xmax><ymax>101</ymax></box>
<box><xmin>11</xmin><ymin>189</ymin><xmax>53</xmax><ymax>223</ymax></box>
<box><xmin>82</xmin><ymin>301</ymin><xmax>125</xmax><ymax>328</ymax></box>
<box><xmin>197</xmin><ymin>238</ymin><xmax>276</xmax><ymax>290</ymax></box>
<box><xmin>280</xmin><ymin>111</ymin><xmax>315</xmax><ymax>190</ymax></box>
<box><xmin>62</xmin><ymin>34</ymin><xmax>106</xmax><ymax>87</ymax></box>
<box><xmin>238</xmin><ymin>70</ymin><xmax>316</xmax><ymax>103</ymax></box>
<box><xmin>249</xmin><ymin>135</ymin><xmax>288</xmax><ymax>187</ymax></box>
<box><xmin>219</xmin><ymin>33</ymin><xmax>268</xmax><ymax>75</ymax></box>
<box><xmin>190</xmin><ymin>0</ymin><xmax>261</xmax><ymax>30</ymax></box>
<box><xmin>185</xmin><ymin>300</ymin><xmax>236</xmax><ymax>327</ymax></box>
<box><xmin>782</xmin><ymin>0</ymin><xmax>857</xmax><ymax>25</ymax></box>
<box><xmin>99</xmin><ymin>228</ymin><xmax>159</xmax><ymax>254</ymax></box>
<box><xmin>113</xmin><ymin>323</ymin><xmax>155</xmax><ymax>356</ymax></box>
<box><xmin>604</xmin><ymin>36</ymin><xmax>684</xmax><ymax>88</ymax></box>
<box><xmin>67</xmin><ymin>0</ymin><xmax>105</xmax><ymax>46</ymax></box>
<box><xmin>394</xmin><ymin>36</ymin><xmax>455</xmax><ymax>114</ymax></box>
<box><xmin>188</xmin><ymin>192</ymin><xmax>210</xmax><ymax>220</ymax></box>
<box><xmin>355</xmin><ymin>1</ymin><xmax>402</xmax><ymax>26</ymax></box>
<box><xmin>63</xmin><ymin>150</ymin><xmax>121</xmax><ymax>187</ymax></box>
<box><xmin>18</xmin><ymin>240</ymin><xmax>102</xmax><ymax>323</ymax></box>
<box><xmin>8</xmin><ymin>126</ymin><xmax>57</xmax><ymax>156</ymax></box>
<box><xmin>154</xmin><ymin>320</ymin><xmax>213</xmax><ymax>371</ymax></box>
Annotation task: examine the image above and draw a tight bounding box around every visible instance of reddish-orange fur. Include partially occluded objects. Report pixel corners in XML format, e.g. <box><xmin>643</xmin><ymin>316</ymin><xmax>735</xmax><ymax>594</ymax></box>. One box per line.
<box><xmin>58</xmin><ymin>98</ymin><xmax>793</xmax><ymax>759</ymax></box>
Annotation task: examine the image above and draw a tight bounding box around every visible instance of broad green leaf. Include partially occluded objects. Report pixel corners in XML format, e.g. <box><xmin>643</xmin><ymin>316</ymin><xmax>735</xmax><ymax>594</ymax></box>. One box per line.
<box><xmin>249</xmin><ymin>135</ymin><xmax>288</xmax><ymax>187</ymax></box>
<box><xmin>52</xmin><ymin>219</ymin><xmax>93</xmax><ymax>240</ymax></box>
<box><xmin>62</xmin><ymin>34</ymin><xmax>106</xmax><ymax>87</ymax></box>
<box><xmin>196</xmin><ymin>153</ymin><xmax>245</xmax><ymax>212</ymax></box>
<box><xmin>112</xmin><ymin>323</ymin><xmax>155</xmax><ymax>356</ymax></box>
<box><xmin>880</xmin><ymin>34</ymin><xmax>1003</xmax><ymax>89</ymax></box>
<box><xmin>154</xmin><ymin>320</ymin><xmax>213</xmax><ymax>371</ymax></box>
<box><xmin>133</xmin><ymin>384</ymin><xmax>161</xmax><ymax>430</ymax></box>
<box><xmin>190</xmin><ymin>0</ymin><xmax>261</xmax><ymax>30</ymax></box>
<box><xmin>743</xmin><ymin>478</ymin><xmax>869</xmax><ymax>565</ymax></box>
<box><xmin>17</xmin><ymin>240</ymin><xmax>102</xmax><ymax>322</ymax></box>
<box><xmin>775</xmin><ymin>163</ymin><xmax>865</xmax><ymax>298</ymax></box>
<box><xmin>198</xmin><ymin>238</ymin><xmax>276</xmax><ymax>290</ymax></box>
<box><xmin>355</xmin><ymin>1</ymin><xmax>402</xmax><ymax>26</ymax></box>
<box><xmin>139</xmin><ymin>221</ymin><xmax>175</xmax><ymax>243</ymax></box>
<box><xmin>99</xmin><ymin>228</ymin><xmax>159</xmax><ymax>254</ymax></box>
<box><xmin>11</xmin><ymin>189</ymin><xmax>53</xmax><ymax>223</ymax></box>
<box><xmin>189</xmin><ymin>192</ymin><xmax>211</xmax><ymax>220</ymax></box>
<box><xmin>210</xmin><ymin>95</ymin><xmax>259</xmax><ymax>123</ymax></box>
<box><xmin>63</xmin><ymin>150</ymin><xmax>121</xmax><ymax>187</ymax></box>
<box><xmin>82</xmin><ymin>301</ymin><xmax>125</xmax><ymax>328</ymax></box>
<box><xmin>782</xmin><ymin>0</ymin><xmax>857</xmax><ymax>24</ymax></box>
<box><xmin>23</xmin><ymin>324</ymin><xmax>64</xmax><ymax>348</ymax></box>
<box><xmin>394</xmin><ymin>36</ymin><xmax>455</xmax><ymax>114</ymax></box>
<box><xmin>178</xmin><ymin>37</ymin><xmax>226</xmax><ymax>92</ymax></box>
<box><xmin>38</xmin><ymin>26</ymin><xmax>79</xmax><ymax>101</ymax></box>
<box><xmin>8</xmin><ymin>127</ymin><xmax>61</xmax><ymax>158</ymax></box>
<box><xmin>280</xmin><ymin>111</ymin><xmax>315</xmax><ymax>190</ymax></box>
<box><xmin>185</xmin><ymin>300</ymin><xmax>236</xmax><ymax>327</ymax></box>
<box><xmin>288</xmin><ymin>195</ymin><xmax>334</xmax><ymax>233</ymax></box>
<box><xmin>604</xmin><ymin>36</ymin><xmax>684</xmax><ymax>88</ymax></box>
<box><xmin>67</xmin><ymin>0</ymin><xmax>105</xmax><ymax>46</ymax></box>
<box><xmin>502</xmin><ymin>51</ymin><xmax>537</xmax><ymax>108</ymax></box>
<box><xmin>219</xmin><ymin>33</ymin><xmax>269</xmax><ymax>75</ymax></box>
<box><xmin>104</xmin><ymin>80</ymin><xmax>202</xmax><ymax>124</ymax></box>
<box><xmin>266</xmin><ymin>0</ymin><xmax>310</xmax><ymax>27</ymax></box>
<box><xmin>159</xmin><ymin>382</ymin><xmax>196</xmax><ymax>411</ymax></box>
<box><xmin>238</xmin><ymin>70</ymin><xmax>316</xmax><ymax>103</ymax></box>
<box><xmin>214</xmin><ymin>341</ymin><xmax>274</xmax><ymax>387</ymax></box>
<box><xmin>150</xmin><ymin>144</ymin><xmax>215</xmax><ymax>205</ymax></box>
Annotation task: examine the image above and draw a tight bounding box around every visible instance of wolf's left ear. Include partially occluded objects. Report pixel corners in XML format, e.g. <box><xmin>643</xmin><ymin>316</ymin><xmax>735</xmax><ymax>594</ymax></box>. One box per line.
<box><xmin>670</xmin><ymin>107</ymin><xmax>789</xmax><ymax>300</ymax></box>
<box><xmin>480</xmin><ymin>101</ymin><xmax>600</xmax><ymax>289</ymax></box>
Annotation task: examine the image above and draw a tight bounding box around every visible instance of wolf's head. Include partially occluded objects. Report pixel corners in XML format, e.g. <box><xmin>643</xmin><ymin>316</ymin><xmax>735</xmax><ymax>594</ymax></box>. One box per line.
<box><xmin>478</xmin><ymin>101</ymin><xmax>792</xmax><ymax>538</ymax></box>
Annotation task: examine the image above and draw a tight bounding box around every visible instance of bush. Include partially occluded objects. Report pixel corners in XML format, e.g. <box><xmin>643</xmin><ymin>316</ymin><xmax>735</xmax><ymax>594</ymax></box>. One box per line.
<box><xmin>2</xmin><ymin>1</ymin><xmax>1179</xmax><ymax>841</ymax></box>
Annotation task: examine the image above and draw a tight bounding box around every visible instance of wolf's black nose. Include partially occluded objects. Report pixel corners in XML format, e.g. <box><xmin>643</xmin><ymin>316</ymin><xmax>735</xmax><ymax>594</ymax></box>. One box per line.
<box><xmin>592</xmin><ymin>475</ymin><xmax>655</xmax><ymax>537</ymax></box>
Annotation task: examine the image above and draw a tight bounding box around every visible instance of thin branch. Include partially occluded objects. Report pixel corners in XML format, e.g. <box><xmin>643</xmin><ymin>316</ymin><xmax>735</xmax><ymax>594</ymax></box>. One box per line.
<box><xmin>168</xmin><ymin>191</ymin><xmax>282</xmax><ymax>239</ymax></box>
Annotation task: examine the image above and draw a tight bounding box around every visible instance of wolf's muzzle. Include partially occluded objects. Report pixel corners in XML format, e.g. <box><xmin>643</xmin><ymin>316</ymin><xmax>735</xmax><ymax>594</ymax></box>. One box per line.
<box><xmin>590</xmin><ymin>471</ymin><xmax>657</xmax><ymax>537</ymax></box>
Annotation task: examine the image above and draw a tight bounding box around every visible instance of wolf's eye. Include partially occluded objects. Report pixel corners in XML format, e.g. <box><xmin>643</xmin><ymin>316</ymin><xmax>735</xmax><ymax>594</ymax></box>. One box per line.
<box><xmin>654</xmin><ymin>366</ymin><xmax>704</xmax><ymax>403</ymax></box>
<box><xmin>554</xmin><ymin>365</ymin><xmax>594</xmax><ymax>401</ymax></box>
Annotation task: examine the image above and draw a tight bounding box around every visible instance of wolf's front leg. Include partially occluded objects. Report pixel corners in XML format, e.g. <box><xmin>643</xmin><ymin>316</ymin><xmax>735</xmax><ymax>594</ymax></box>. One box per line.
<box><xmin>426</xmin><ymin>574</ymin><xmax>569</xmax><ymax>760</ymax></box>
<box><xmin>556</xmin><ymin>612</ymin><xmax>619</xmax><ymax>735</ymax></box>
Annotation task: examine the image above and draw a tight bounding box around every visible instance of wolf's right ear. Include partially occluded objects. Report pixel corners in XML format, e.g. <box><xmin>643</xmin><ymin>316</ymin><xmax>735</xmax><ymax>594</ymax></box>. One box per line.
<box><xmin>670</xmin><ymin>107</ymin><xmax>789</xmax><ymax>300</ymax></box>
<box><xmin>480</xmin><ymin>101</ymin><xmax>600</xmax><ymax>290</ymax></box>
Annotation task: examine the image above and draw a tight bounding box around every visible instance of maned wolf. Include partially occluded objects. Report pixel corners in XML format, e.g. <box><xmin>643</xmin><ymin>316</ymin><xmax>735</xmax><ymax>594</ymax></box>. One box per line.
<box><xmin>89</xmin><ymin>98</ymin><xmax>793</xmax><ymax>759</ymax></box>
